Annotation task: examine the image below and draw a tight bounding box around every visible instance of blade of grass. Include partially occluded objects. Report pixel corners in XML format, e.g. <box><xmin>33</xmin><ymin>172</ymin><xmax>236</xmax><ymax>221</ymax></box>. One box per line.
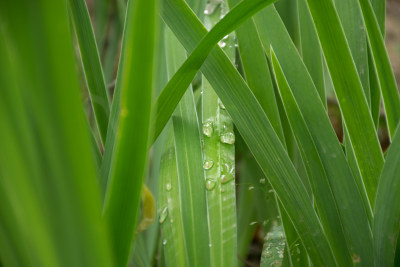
<box><xmin>357</xmin><ymin>0</ymin><xmax>400</xmax><ymax>139</ymax></box>
<box><xmin>202</xmin><ymin>2</ymin><xmax>237</xmax><ymax>266</ymax></box>
<box><xmin>271</xmin><ymin>49</ymin><xmax>373</xmax><ymax>266</ymax></box>
<box><xmin>166</xmin><ymin>27</ymin><xmax>211</xmax><ymax>266</ymax></box>
<box><xmin>0</xmin><ymin>1</ymin><xmax>114</xmax><ymax>265</ymax></box>
<box><xmin>102</xmin><ymin>0</ymin><xmax>157</xmax><ymax>265</ymax></box>
<box><xmin>172</xmin><ymin>90</ymin><xmax>211</xmax><ymax>266</ymax></box>
<box><xmin>374</xmin><ymin>127</ymin><xmax>400</xmax><ymax>266</ymax></box>
<box><xmin>158</xmin><ymin>131</ymin><xmax>181</xmax><ymax>264</ymax></box>
<box><xmin>162</xmin><ymin>0</ymin><xmax>338</xmax><ymax>265</ymax></box>
<box><xmin>293</xmin><ymin>0</ymin><xmax>384</xmax><ymax>206</ymax></box>
<box><xmin>68</xmin><ymin>0</ymin><xmax>111</xmax><ymax>145</ymax></box>
<box><xmin>298</xmin><ymin>0</ymin><xmax>325</xmax><ymax>106</ymax></box>
<box><xmin>334</xmin><ymin>0</ymin><xmax>371</xmax><ymax>225</ymax></box>
<box><xmin>157</xmin><ymin>129</ymin><xmax>189</xmax><ymax>266</ymax></box>
<box><xmin>275</xmin><ymin>0</ymin><xmax>300</xmax><ymax>47</ymax></box>
<box><xmin>370</xmin><ymin>0</ymin><xmax>386</xmax><ymax>34</ymax></box>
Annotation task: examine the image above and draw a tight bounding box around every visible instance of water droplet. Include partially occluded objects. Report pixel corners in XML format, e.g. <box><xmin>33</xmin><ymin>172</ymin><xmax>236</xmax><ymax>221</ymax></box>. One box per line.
<box><xmin>218</xmin><ymin>41</ymin><xmax>226</xmax><ymax>48</ymax></box>
<box><xmin>221</xmin><ymin>173</ymin><xmax>234</xmax><ymax>184</ymax></box>
<box><xmin>223</xmin><ymin>34</ymin><xmax>229</xmax><ymax>40</ymax></box>
<box><xmin>203</xmin><ymin>160</ymin><xmax>214</xmax><ymax>170</ymax></box>
<box><xmin>234</xmin><ymin>43</ymin><xmax>238</xmax><ymax>48</ymax></box>
<box><xmin>203</xmin><ymin>121</ymin><xmax>213</xmax><ymax>137</ymax></box>
<box><xmin>159</xmin><ymin>207</ymin><xmax>168</xmax><ymax>224</ymax></box>
<box><xmin>249</xmin><ymin>221</ymin><xmax>258</xmax><ymax>226</ymax></box>
<box><xmin>259</xmin><ymin>178</ymin><xmax>266</xmax><ymax>184</ymax></box>
<box><xmin>248</xmin><ymin>186</ymin><xmax>255</xmax><ymax>190</ymax></box>
<box><xmin>205</xmin><ymin>178</ymin><xmax>217</xmax><ymax>191</ymax></box>
<box><xmin>204</xmin><ymin>1</ymin><xmax>220</xmax><ymax>15</ymax></box>
<box><xmin>166</xmin><ymin>183</ymin><xmax>172</xmax><ymax>191</ymax></box>
<box><xmin>220</xmin><ymin>132</ymin><xmax>235</xmax><ymax>144</ymax></box>
<box><xmin>163</xmin><ymin>239</ymin><xmax>167</xmax><ymax>245</ymax></box>
<box><xmin>219</xmin><ymin>100</ymin><xmax>226</xmax><ymax>109</ymax></box>
<box><xmin>209</xmin><ymin>243</ymin><xmax>212</xmax><ymax>247</ymax></box>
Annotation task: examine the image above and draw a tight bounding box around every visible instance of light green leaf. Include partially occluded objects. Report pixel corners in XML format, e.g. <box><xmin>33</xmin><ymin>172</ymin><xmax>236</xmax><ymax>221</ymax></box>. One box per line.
<box><xmin>102</xmin><ymin>0</ymin><xmax>157</xmax><ymax>265</ymax></box>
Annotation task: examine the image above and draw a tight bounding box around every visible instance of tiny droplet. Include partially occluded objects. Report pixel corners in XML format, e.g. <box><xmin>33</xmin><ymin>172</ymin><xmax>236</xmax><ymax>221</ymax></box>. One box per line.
<box><xmin>159</xmin><ymin>207</ymin><xmax>168</xmax><ymax>224</ymax></box>
<box><xmin>203</xmin><ymin>160</ymin><xmax>214</xmax><ymax>170</ymax></box>
<box><xmin>220</xmin><ymin>132</ymin><xmax>235</xmax><ymax>144</ymax></box>
<box><xmin>205</xmin><ymin>178</ymin><xmax>217</xmax><ymax>191</ymax></box>
<box><xmin>203</xmin><ymin>121</ymin><xmax>214</xmax><ymax>137</ymax></box>
<box><xmin>221</xmin><ymin>173</ymin><xmax>234</xmax><ymax>184</ymax></box>
<box><xmin>166</xmin><ymin>183</ymin><xmax>172</xmax><ymax>191</ymax></box>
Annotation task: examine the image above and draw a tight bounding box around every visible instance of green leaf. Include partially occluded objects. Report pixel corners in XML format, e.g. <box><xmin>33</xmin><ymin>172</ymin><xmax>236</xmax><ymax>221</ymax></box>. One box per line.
<box><xmin>302</xmin><ymin>0</ymin><xmax>384</xmax><ymax>206</ymax></box>
<box><xmin>357</xmin><ymin>0</ymin><xmax>400</xmax><ymax>139</ymax></box>
<box><xmin>298</xmin><ymin>0</ymin><xmax>325</xmax><ymax>106</ymax></box>
<box><xmin>102</xmin><ymin>0</ymin><xmax>157</xmax><ymax>265</ymax></box>
<box><xmin>162</xmin><ymin>1</ymin><xmax>337</xmax><ymax>265</ymax></box>
<box><xmin>166</xmin><ymin>27</ymin><xmax>211</xmax><ymax>267</ymax></box>
<box><xmin>0</xmin><ymin>1</ymin><xmax>113</xmax><ymax>266</ymax></box>
<box><xmin>374</xmin><ymin>127</ymin><xmax>400</xmax><ymax>266</ymax></box>
<box><xmin>68</xmin><ymin>0</ymin><xmax>111</xmax><ymax>145</ymax></box>
<box><xmin>157</xmin><ymin>129</ymin><xmax>189</xmax><ymax>266</ymax></box>
<box><xmin>271</xmin><ymin>49</ymin><xmax>373</xmax><ymax>266</ymax></box>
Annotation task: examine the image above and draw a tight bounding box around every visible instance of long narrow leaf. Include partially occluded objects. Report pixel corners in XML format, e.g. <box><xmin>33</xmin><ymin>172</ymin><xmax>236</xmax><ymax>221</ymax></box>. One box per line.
<box><xmin>102</xmin><ymin>0</ymin><xmax>157</xmax><ymax>265</ymax></box>
<box><xmin>68</xmin><ymin>0</ymin><xmax>111</xmax><ymax>145</ymax></box>
<box><xmin>166</xmin><ymin>27</ymin><xmax>211</xmax><ymax>267</ymax></box>
<box><xmin>374</xmin><ymin>127</ymin><xmax>400</xmax><ymax>266</ymax></box>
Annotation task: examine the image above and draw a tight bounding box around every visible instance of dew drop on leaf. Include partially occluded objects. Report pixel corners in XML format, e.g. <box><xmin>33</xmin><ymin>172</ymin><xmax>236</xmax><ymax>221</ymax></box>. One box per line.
<box><xmin>203</xmin><ymin>121</ymin><xmax>213</xmax><ymax>137</ymax></box>
<box><xmin>165</xmin><ymin>183</ymin><xmax>172</xmax><ymax>192</ymax></box>
<box><xmin>203</xmin><ymin>160</ymin><xmax>214</xmax><ymax>170</ymax></box>
<box><xmin>220</xmin><ymin>132</ymin><xmax>235</xmax><ymax>144</ymax></box>
<box><xmin>159</xmin><ymin>207</ymin><xmax>168</xmax><ymax>224</ymax></box>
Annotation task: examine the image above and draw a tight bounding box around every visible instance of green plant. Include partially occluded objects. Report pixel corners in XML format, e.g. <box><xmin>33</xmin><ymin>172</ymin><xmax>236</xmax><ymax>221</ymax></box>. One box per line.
<box><xmin>0</xmin><ymin>0</ymin><xmax>399</xmax><ymax>266</ymax></box>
